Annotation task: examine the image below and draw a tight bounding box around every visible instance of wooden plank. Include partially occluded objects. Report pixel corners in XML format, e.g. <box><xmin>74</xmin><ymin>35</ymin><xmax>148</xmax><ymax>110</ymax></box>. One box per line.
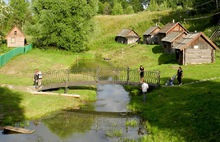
<box><xmin>3</xmin><ymin>126</ymin><xmax>35</xmax><ymax>134</ymax></box>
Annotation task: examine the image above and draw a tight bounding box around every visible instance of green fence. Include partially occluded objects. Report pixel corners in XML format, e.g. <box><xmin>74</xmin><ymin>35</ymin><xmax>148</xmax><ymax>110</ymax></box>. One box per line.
<box><xmin>0</xmin><ymin>44</ymin><xmax>32</xmax><ymax>67</ymax></box>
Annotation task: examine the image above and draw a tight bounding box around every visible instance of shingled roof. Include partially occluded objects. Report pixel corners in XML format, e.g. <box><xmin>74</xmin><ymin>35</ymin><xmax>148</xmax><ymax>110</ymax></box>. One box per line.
<box><xmin>174</xmin><ymin>32</ymin><xmax>218</xmax><ymax>50</ymax></box>
<box><xmin>159</xmin><ymin>22</ymin><xmax>189</xmax><ymax>34</ymax></box>
<box><xmin>143</xmin><ymin>26</ymin><xmax>161</xmax><ymax>35</ymax></box>
<box><xmin>161</xmin><ymin>31</ymin><xmax>186</xmax><ymax>42</ymax></box>
<box><xmin>116</xmin><ymin>29</ymin><xmax>140</xmax><ymax>38</ymax></box>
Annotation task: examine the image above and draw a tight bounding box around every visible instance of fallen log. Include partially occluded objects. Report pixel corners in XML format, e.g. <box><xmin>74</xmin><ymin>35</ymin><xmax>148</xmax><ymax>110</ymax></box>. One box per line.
<box><xmin>3</xmin><ymin>126</ymin><xmax>35</xmax><ymax>134</ymax></box>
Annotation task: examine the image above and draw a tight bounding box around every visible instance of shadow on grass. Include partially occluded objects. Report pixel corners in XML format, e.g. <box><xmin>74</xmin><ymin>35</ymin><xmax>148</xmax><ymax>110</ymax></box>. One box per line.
<box><xmin>152</xmin><ymin>45</ymin><xmax>178</xmax><ymax>65</ymax></box>
<box><xmin>128</xmin><ymin>79</ymin><xmax>220</xmax><ymax>141</ymax></box>
<box><xmin>0</xmin><ymin>87</ymin><xmax>25</xmax><ymax>126</ymax></box>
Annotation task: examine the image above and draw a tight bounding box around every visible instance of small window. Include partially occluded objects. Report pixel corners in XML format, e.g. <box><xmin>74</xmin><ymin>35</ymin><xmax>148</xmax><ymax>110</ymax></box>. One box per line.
<box><xmin>11</xmin><ymin>37</ymin><xmax>15</xmax><ymax>43</ymax></box>
<box><xmin>194</xmin><ymin>45</ymin><xmax>199</xmax><ymax>49</ymax></box>
<box><xmin>14</xmin><ymin>31</ymin><xmax>17</xmax><ymax>35</ymax></box>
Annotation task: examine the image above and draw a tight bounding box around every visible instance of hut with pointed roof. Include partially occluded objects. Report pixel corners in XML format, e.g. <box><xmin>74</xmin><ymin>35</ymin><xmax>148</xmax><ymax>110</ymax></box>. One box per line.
<box><xmin>158</xmin><ymin>21</ymin><xmax>188</xmax><ymax>45</ymax></box>
<box><xmin>174</xmin><ymin>32</ymin><xmax>218</xmax><ymax>65</ymax></box>
<box><xmin>115</xmin><ymin>29</ymin><xmax>140</xmax><ymax>44</ymax></box>
<box><xmin>161</xmin><ymin>31</ymin><xmax>187</xmax><ymax>53</ymax></box>
<box><xmin>6</xmin><ymin>26</ymin><xmax>26</xmax><ymax>47</ymax></box>
<box><xmin>143</xmin><ymin>26</ymin><xmax>161</xmax><ymax>44</ymax></box>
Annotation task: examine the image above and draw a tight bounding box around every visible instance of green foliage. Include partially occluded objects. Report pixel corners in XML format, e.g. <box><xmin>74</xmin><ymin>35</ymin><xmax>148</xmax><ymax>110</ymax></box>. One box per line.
<box><xmin>8</xmin><ymin>0</ymin><xmax>30</xmax><ymax>28</ymax></box>
<box><xmin>112</xmin><ymin>0</ymin><xmax>124</xmax><ymax>15</ymax></box>
<box><xmin>124</xmin><ymin>5</ymin><xmax>134</xmax><ymax>14</ymax></box>
<box><xmin>29</xmin><ymin>0</ymin><xmax>98</xmax><ymax>52</ymax></box>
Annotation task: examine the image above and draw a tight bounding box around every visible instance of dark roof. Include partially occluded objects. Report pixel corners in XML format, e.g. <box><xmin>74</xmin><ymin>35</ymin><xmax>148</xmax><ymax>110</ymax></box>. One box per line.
<box><xmin>174</xmin><ymin>32</ymin><xmax>219</xmax><ymax>50</ymax></box>
<box><xmin>158</xmin><ymin>22</ymin><xmax>189</xmax><ymax>34</ymax></box>
<box><xmin>143</xmin><ymin>26</ymin><xmax>161</xmax><ymax>35</ymax></box>
<box><xmin>116</xmin><ymin>29</ymin><xmax>140</xmax><ymax>38</ymax></box>
<box><xmin>161</xmin><ymin>32</ymin><xmax>186</xmax><ymax>42</ymax></box>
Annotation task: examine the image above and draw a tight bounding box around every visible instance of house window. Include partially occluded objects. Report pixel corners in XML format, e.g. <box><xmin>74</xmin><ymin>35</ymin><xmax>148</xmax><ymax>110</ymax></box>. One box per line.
<box><xmin>14</xmin><ymin>31</ymin><xmax>17</xmax><ymax>35</ymax></box>
<box><xmin>194</xmin><ymin>45</ymin><xmax>199</xmax><ymax>49</ymax></box>
<box><xmin>11</xmin><ymin>37</ymin><xmax>15</xmax><ymax>43</ymax></box>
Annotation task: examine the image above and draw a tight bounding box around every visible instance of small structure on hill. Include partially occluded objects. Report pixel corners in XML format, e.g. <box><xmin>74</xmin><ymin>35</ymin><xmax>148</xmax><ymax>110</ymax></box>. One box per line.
<box><xmin>5</xmin><ymin>26</ymin><xmax>26</xmax><ymax>47</ymax></box>
<box><xmin>161</xmin><ymin>31</ymin><xmax>187</xmax><ymax>53</ymax></box>
<box><xmin>115</xmin><ymin>29</ymin><xmax>140</xmax><ymax>44</ymax></box>
<box><xmin>174</xmin><ymin>32</ymin><xmax>218</xmax><ymax>65</ymax></box>
<box><xmin>143</xmin><ymin>26</ymin><xmax>161</xmax><ymax>44</ymax></box>
<box><xmin>158</xmin><ymin>21</ymin><xmax>188</xmax><ymax>45</ymax></box>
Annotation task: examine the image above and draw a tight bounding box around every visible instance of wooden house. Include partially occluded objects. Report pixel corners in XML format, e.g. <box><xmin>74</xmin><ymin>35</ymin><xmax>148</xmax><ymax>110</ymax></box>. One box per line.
<box><xmin>115</xmin><ymin>29</ymin><xmax>140</xmax><ymax>44</ymax></box>
<box><xmin>158</xmin><ymin>22</ymin><xmax>188</xmax><ymax>45</ymax></box>
<box><xmin>6</xmin><ymin>26</ymin><xmax>26</xmax><ymax>47</ymax></box>
<box><xmin>173</xmin><ymin>32</ymin><xmax>218</xmax><ymax>65</ymax></box>
<box><xmin>161</xmin><ymin>31</ymin><xmax>187</xmax><ymax>53</ymax></box>
<box><xmin>143</xmin><ymin>26</ymin><xmax>161</xmax><ymax>44</ymax></box>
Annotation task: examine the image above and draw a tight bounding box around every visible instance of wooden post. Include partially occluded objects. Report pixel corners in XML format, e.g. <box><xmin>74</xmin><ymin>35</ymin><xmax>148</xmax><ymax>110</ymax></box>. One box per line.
<box><xmin>157</xmin><ymin>70</ymin><xmax>160</xmax><ymax>87</ymax></box>
<box><xmin>127</xmin><ymin>66</ymin><xmax>130</xmax><ymax>84</ymax></box>
<box><xmin>96</xmin><ymin>66</ymin><xmax>100</xmax><ymax>82</ymax></box>
<box><xmin>64</xmin><ymin>69</ymin><xmax>69</xmax><ymax>93</ymax></box>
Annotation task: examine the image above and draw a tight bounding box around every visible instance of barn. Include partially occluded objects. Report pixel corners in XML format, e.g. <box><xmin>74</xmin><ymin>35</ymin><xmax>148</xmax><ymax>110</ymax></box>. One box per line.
<box><xmin>6</xmin><ymin>26</ymin><xmax>26</xmax><ymax>47</ymax></box>
<box><xmin>158</xmin><ymin>22</ymin><xmax>188</xmax><ymax>45</ymax></box>
<box><xmin>161</xmin><ymin>31</ymin><xmax>187</xmax><ymax>53</ymax></box>
<box><xmin>115</xmin><ymin>29</ymin><xmax>140</xmax><ymax>44</ymax></box>
<box><xmin>143</xmin><ymin>26</ymin><xmax>161</xmax><ymax>44</ymax></box>
<box><xmin>174</xmin><ymin>32</ymin><xmax>218</xmax><ymax>65</ymax></box>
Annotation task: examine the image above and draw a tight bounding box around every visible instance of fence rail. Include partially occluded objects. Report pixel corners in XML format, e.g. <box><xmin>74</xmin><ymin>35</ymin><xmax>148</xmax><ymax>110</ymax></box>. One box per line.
<box><xmin>39</xmin><ymin>67</ymin><xmax>160</xmax><ymax>91</ymax></box>
<box><xmin>0</xmin><ymin>44</ymin><xmax>32</xmax><ymax>67</ymax></box>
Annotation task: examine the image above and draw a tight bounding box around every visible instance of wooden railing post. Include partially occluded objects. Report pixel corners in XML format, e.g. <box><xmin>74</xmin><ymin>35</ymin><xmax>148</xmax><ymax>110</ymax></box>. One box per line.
<box><xmin>127</xmin><ymin>66</ymin><xmax>130</xmax><ymax>84</ymax></box>
<box><xmin>96</xmin><ymin>66</ymin><xmax>100</xmax><ymax>82</ymax></box>
<box><xmin>157</xmin><ymin>70</ymin><xmax>160</xmax><ymax>87</ymax></box>
<box><xmin>64</xmin><ymin>69</ymin><xmax>69</xmax><ymax>93</ymax></box>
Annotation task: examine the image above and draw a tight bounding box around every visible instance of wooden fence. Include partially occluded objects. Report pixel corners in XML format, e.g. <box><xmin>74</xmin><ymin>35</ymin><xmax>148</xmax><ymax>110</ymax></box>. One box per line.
<box><xmin>39</xmin><ymin>67</ymin><xmax>160</xmax><ymax>91</ymax></box>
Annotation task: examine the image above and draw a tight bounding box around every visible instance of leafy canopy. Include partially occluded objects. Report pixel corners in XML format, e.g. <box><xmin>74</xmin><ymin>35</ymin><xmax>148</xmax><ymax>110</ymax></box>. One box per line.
<box><xmin>30</xmin><ymin>0</ymin><xmax>98</xmax><ymax>52</ymax></box>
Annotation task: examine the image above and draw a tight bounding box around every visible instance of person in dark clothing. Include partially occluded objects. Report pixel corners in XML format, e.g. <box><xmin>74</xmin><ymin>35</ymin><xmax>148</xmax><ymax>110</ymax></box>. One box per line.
<box><xmin>33</xmin><ymin>69</ymin><xmax>39</xmax><ymax>89</ymax></box>
<box><xmin>177</xmin><ymin>67</ymin><xmax>183</xmax><ymax>86</ymax></box>
<box><xmin>139</xmin><ymin>65</ymin><xmax>144</xmax><ymax>83</ymax></box>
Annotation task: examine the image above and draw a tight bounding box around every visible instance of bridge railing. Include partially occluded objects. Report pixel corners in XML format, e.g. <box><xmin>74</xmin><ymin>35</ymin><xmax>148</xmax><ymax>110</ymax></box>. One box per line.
<box><xmin>41</xmin><ymin>67</ymin><xmax>160</xmax><ymax>87</ymax></box>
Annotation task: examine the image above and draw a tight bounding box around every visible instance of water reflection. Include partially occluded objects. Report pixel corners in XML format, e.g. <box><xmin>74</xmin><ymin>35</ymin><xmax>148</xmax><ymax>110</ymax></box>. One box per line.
<box><xmin>0</xmin><ymin>111</ymin><xmax>146</xmax><ymax>142</ymax></box>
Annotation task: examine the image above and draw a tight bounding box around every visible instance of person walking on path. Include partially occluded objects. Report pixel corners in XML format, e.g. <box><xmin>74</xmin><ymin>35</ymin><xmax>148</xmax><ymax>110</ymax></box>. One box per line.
<box><xmin>33</xmin><ymin>69</ymin><xmax>39</xmax><ymax>89</ymax></box>
<box><xmin>141</xmin><ymin>80</ymin><xmax>149</xmax><ymax>103</ymax></box>
<box><xmin>139</xmin><ymin>65</ymin><xmax>145</xmax><ymax>83</ymax></box>
<box><xmin>177</xmin><ymin>67</ymin><xmax>183</xmax><ymax>86</ymax></box>
<box><xmin>37</xmin><ymin>70</ymin><xmax>43</xmax><ymax>88</ymax></box>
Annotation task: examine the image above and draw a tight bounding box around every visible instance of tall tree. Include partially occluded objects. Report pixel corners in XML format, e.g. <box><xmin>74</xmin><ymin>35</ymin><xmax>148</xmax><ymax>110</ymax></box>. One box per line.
<box><xmin>29</xmin><ymin>0</ymin><xmax>98</xmax><ymax>52</ymax></box>
<box><xmin>112</xmin><ymin>0</ymin><xmax>124</xmax><ymax>15</ymax></box>
<box><xmin>8</xmin><ymin>0</ymin><xmax>30</xmax><ymax>28</ymax></box>
<box><xmin>0</xmin><ymin>0</ymin><xmax>12</xmax><ymax>31</ymax></box>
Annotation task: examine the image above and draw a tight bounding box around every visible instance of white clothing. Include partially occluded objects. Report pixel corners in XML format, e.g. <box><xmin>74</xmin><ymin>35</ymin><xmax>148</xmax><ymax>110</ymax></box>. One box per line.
<box><xmin>142</xmin><ymin>82</ymin><xmax>149</xmax><ymax>92</ymax></box>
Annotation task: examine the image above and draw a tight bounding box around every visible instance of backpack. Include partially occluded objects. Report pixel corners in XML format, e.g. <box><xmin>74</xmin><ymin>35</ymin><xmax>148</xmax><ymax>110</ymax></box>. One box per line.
<box><xmin>38</xmin><ymin>71</ymin><xmax>43</xmax><ymax>79</ymax></box>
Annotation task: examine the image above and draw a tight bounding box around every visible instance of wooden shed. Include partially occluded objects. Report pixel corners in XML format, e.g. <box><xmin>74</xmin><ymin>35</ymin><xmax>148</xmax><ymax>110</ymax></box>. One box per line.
<box><xmin>161</xmin><ymin>31</ymin><xmax>187</xmax><ymax>53</ymax></box>
<box><xmin>115</xmin><ymin>29</ymin><xmax>140</xmax><ymax>44</ymax></box>
<box><xmin>173</xmin><ymin>32</ymin><xmax>218</xmax><ymax>65</ymax></box>
<box><xmin>6</xmin><ymin>26</ymin><xmax>26</xmax><ymax>47</ymax></box>
<box><xmin>158</xmin><ymin>22</ymin><xmax>188</xmax><ymax>45</ymax></box>
<box><xmin>143</xmin><ymin>26</ymin><xmax>161</xmax><ymax>44</ymax></box>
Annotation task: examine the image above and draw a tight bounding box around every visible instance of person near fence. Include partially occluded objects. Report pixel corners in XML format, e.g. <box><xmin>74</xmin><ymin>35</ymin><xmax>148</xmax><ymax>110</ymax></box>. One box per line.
<box><xmin>37</xmin><ymin>70</ymin><xmax>43</xmax><ymax>88</ymax></box>
<box><xmin>141</xmin><ymin>80</ymin><xmax>149</xmax><ymax>102</ymax></box>
<box><xmin>177</xmin><ymin>67</ymin><xmax>183</xmax><ymax>86</ymax></box>
<box><xmin>33</xmin><ymin>69</ymin><xmax>39</xmax><ymax>89</ymax></box>
<box><xmin>139</xmin><ymin>65</ymin><xmax>144</xmax><ymax>83</ymax></box>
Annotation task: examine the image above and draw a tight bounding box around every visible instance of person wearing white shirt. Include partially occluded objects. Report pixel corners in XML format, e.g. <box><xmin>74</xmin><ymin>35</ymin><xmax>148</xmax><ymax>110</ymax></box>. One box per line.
<box><xmin>141</xmin><ymin>80</ymin><xmax>149</xmax><ymax>102</ymax></box>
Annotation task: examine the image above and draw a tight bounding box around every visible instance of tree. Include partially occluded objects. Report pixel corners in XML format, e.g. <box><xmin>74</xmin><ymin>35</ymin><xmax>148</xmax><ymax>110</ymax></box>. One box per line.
<box><xmin>124</xmin><ymin>5</ymin><xmax>134</xmax><ymax>14</ymax></box>
<box><xmin>0</xmin><ymin>0</ymin><xmax>12</xmax><ymax>31</ymax></box>
<box><xmin>8</xmin><ymin>0</ymin><xmax>30</xmax><ymax>28</ymax></box>
<box><xmin>29</xmin><ymin>0</ymin><xmax>98</xmax><ymax>52</ymax></box>
<box><xmin>112</xmin><ymin>0</ymin><xmax>124</xmax><ymax>15</ymax></box>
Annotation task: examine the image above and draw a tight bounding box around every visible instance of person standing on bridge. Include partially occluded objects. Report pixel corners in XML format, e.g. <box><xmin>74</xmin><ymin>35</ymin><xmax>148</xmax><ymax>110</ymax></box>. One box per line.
<box><xmin>177</xmin><ymin>67</ymin><xmax>183</xmax><ymax>86</ymax></box>
<box><xmin>141</xmin><ymin>80</ymin><xmax>149</xmax><ymax>103</ymax></box>
<box><xmin>33</xmin><ymin>69</ymin><xmax>38</xmax><ymax>89</ymax></box>
<box><xmin>37</xmin><ymin>70</ymin><xmax>43</xmax><ymax>88</ymax></box>
<box><xmin>139</xmin><ymin>65</ymin><xmax>144</xmax><ymax>83</ymax></box>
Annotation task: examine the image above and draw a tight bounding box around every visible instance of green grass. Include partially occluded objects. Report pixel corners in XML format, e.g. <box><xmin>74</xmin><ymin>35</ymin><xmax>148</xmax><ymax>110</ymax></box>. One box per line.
<box><xmin>0</xmin><ymin>9</ymin><xmax>220</xmax><ymax>142</ymax></box>
<box><xmin>126</xmin><ymin>79</ymin><xmax>220</xmax><ymax>142</ymax></box>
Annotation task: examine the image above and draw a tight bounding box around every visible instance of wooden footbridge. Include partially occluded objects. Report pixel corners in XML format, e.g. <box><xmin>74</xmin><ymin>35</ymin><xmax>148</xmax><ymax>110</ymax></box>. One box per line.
<box><xmin>38</xmin><ymin>67</ymin><xmax>160</xmax><ymax>92</ymax></box>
